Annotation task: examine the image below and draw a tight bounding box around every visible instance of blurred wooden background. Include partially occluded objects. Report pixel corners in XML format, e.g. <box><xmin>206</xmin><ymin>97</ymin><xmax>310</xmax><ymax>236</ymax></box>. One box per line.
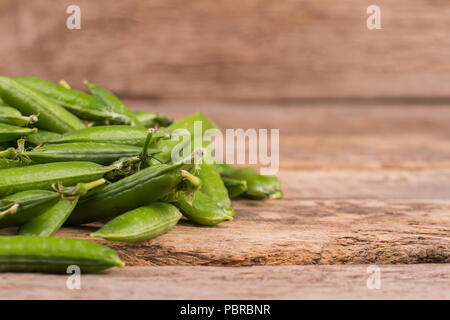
<box><xmin>0</xmin><ymin>0</ymin><xmax>449</xmax><ymax>101</ymax></box>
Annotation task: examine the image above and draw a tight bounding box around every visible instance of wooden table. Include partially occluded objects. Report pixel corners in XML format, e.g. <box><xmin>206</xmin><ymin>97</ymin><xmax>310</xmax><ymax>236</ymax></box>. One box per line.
<box><xmin>1</xmin><ymin>102</ymin><xmax>449</xmax><ymax>299</ymax></box>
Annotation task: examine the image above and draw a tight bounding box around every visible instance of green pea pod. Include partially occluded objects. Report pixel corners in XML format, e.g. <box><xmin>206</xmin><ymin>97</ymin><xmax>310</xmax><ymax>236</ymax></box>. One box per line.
<box><xmin>84</xmin><ymin>81</ymin><xmax>139</xmax><ymax>126</ymax></box>
<box><xmin>0</xmin><ymin>77</ymin><xmax>85</xmax><ymax>133</ymax></box>
<box><xmin>174</xmin><ymin>191</ymin><xmax>234</xmax><ymax>226</ymax></box>
<box><xmin>0</xmin><ymin>123</ymin><xmax>37</xmax><ymax>143</ymax></box>
<box><xmin>0</xmin><ymin>158</ymin><xmax>27</xmax><ymax>170</ymax></box>
<box><xmin>24</xmin><ymin>142</ymin><xmax>155</xmax><ymax>165</ymax></box>
<box><xmin>67</xmin><ymin>162</ymin><xmax>194</xmax><ymax>225</ymax></box>
<box><xmin>0</xmin><ymin>106</ymin><xmax>38</xmax><ymax>127</ymax></box>
<box><xmin>168</xmin><ymin>111</ymin><xmax>219</xmax><ymax>132</ymax></box>
<box><xmin>0</xmin><ymin>236</ymin><xmax>124</xmax><ymax>273</ymax></box>
<box><xmin>0</xmin><ymin>161</ymin><xmax>113</xmax><ymax>197</ymax></box>
<box><xmin>134</xmin><ymin>111</ymin><xmax>174</xmax><ymax>128</ymax></box>
<box><xmin>0</xmin><ymin>190</ymin><xmax>60</xmax><ymax>228</ymax></box>
<box><xmin>47</xmin><ymin>125</ymin><xmax>165</xmax><ymax>146</ymax></box>
<box><xmin>15</xmin><ymin>76</ymin><xmax>124</xmax><ymax>124</ymax></box>
<box><xmin>172</xmin><ymin>163</ymin><xmax>233</xmax><ymax>225</ymax></box>
<box><xmin>91</xmin><ymin>202</ymin><xmax>182</xmax><ymax>242</ymax></box>
<box><xmin>222</xmin><ymin>177</ymin><xmax>248</xmax><ymax>198</ymax></box>
<box><xmin>229</xmin><ymin>167</ymin><xmax>283</xmax><ymax>200</ymax></box>
<box><xmin>0</xmin><ymin>147</ymin><xmax>17</xmax><ymax>159</ymax></box>
<box><xmin>214</xmin><ymin>163</ymin><xmax>236</xmax><ymax>176</ymax></box>
<box><xmin>26</xmin><ymin>130</ymin><xmax>61</xmax><ymax>146</ymax></box>
<box><xmin>18</xmin><ymin>179</ymin><xmax>106</xmax><ymax>237</ymax></box>
<box><xmin>197</xmin><ymin>163</ymin><xmax>230</xmax><ymax>209</ymax></box>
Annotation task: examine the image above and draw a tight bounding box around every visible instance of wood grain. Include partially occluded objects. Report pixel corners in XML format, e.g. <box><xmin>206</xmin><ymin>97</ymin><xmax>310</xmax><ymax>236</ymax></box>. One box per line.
<box><xmin>3</xmin><ymin>197</ymin><xmax>448</xmax><ymax>266</ymax></box>
<box><xmin>1</xmin><ymin>265</ymin><xmax>448</xmax><ymax>299</ymax></box>
<box><xmin>1</xmin><ymin>0</ymin><xmax>450</xmax><ymax>100</ymax></box>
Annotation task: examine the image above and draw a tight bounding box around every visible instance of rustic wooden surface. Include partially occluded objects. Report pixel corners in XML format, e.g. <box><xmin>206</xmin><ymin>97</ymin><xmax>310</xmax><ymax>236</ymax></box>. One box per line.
<box><xmin>1</xmin><ymin>265</ymin><xmax>448</xmax><ymax>300</ymax></box>
<box><xmin>1</xmin><ymin>0</ymin><xmax>450</xmax><ymax>100</ymax></box>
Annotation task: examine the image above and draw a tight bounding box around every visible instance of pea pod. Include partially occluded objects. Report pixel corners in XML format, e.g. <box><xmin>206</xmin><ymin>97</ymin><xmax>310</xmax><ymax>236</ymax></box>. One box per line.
<box><xmin>0</xmin><ymin>106</ymin><xmax>38</xmax><ymax>127</ymax></box>
<box><xmin>134</xmin><ymin>111</ymin><xmax>173</xmax><ymax>128</ymax></box>
<box><xmin>18</xmin><ymin>179</ymin><xmax>106</xmax><ymax>237</ymax></box>
<box><xmin>222</xmin><ymin>177</ymin><xmax>248</xmax><ymax>198</ymax></box>
<box><xmin>91</xmin><ymin>202</ymin><xmax>182</xmax><ymax>242</ymax></box>
<box><xmin>26</xmin><ymin>130</ymin><xmax>61</xmax><ymax>146</ymax></box>
<box><xmin>85</xmin><ymin>81</ymin><xmax>138</xmax><ymax>126</ymax></box>
<box><xmin>15</xmin><ymin>76</ymin><xmax>125</xmax><ymax>123</ymax></box>
<box><xmin>67</xmin><ymin>161</ymin><xmax>195</xmax><ymax>225</ymax></box>
<box><xmin>0</xmin><ymin>158</ymin><xmax>27</xmax><ymax>170</ymax></box>
<box><xmin>0</xmin><ymin>161</ymin><xmax>114</xmax><ymax>197</ymax></box>
<box><xmin>0</xmin><ymin>123</ymin><xmax>37</xmax><ymax>143</ymax></box>
<box><xmin>174</xmin><ymin>191</ymin><xmax>234</xmax><ymax>226</ymax></box>
<box><xmin>197</xmin><ymin>163</ymin><xmax>230</xmax><ymax>209</ymax></box>
<box><xmin>0</xmin><ymin>147</ymin><xmax>17</xmax><ymax>159</ymax></box>
<box><xmin>0</xmin><ymin>77</ymin><xmax>85</xmax><ymax>133</ymax></box>
<box><xmin>0</xmin><ymin>190</ymin><xmax>60</xmax><ymax>228</ymax></box>
<box><xmin>228</xmin><ymin>167</ymin><xmax>283</xmax><ymax>200</ymax></box>
<box><xmin>214</xmin><ymin>163</ymin><xmax>236</xmax><ymax>176</ymax></box>
<box><xmin>0</xmin><ymin>236</ymin><xmax>124</xmax><ymax>273</ymax></box>
<box><xmin>23</xmin><ymin>142</ymin><xmax>155</xmax><ymax>165</ymax></box>
<box><xmin>47</xmin><ymin>125</ymin><xmax>164</xmax><ymax>146</ymax></box>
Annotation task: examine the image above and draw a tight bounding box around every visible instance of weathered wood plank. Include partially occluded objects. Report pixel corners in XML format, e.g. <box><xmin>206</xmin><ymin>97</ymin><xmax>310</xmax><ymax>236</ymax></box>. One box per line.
<box><xmin>1</xmin><ymin>265</ymin><xmax>448</xmax><ymax>299</ymax></box>
<box><xmin>1</xmin><ymin>0</ymin><xmax>450</xmax><ymax>100</ymax></box>
<box><xmin>279</xmin><ymin>170</ymin><xmax>450</xmax><ymax>200</ymax></box>
<box><xmin>3</xmin><ymin>198</ymin><xmax>447</xmax><ymax>266</ymax></box>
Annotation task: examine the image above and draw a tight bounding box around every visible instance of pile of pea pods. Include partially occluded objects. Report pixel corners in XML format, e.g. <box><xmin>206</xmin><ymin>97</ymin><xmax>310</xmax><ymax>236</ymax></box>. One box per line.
<box><xmin>0</xmin><ymin>76</ymin><xmax>282</xmax><ymax>273</ymax></box>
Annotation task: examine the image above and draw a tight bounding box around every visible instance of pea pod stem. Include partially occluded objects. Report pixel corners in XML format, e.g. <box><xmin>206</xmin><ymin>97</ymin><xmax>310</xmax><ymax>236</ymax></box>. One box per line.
<box><xmin>52</xmin><ymin>178</ymin><xmax>106</xmax><ymax>200</ymax></box>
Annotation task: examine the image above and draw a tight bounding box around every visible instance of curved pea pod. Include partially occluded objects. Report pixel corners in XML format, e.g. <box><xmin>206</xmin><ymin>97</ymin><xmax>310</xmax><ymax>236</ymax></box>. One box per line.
<box><xmin>171</xmin><ymin>162</ymin><xmax>233</xmax><ymax>226</ymax></box>
<box><xmin>222</xmin><ymin>177</ymin><xmax>248</xmax><ymax>198</ymax></box>
<box><xmin>174</xmin><ymin>191</ymin><xmax>234</xmax><ymax>226</ymax></box>
<box><xmin>0</xmin><ymin>190</ymin><xmax>60</xmax><ymax>228</ymax></box>
<box><xmin>0</xmin><ymin>123</ymin><xmax>37</xmax><ymax>143</ymax></box>
<box><xmin>91</xmin><ymin>202</ymin><xmax>182</xmax><ymax>242</ymax></box>
<box><xmin>0</xmin><ymin>236</ymin><xmax>124</xmax><ymax>273</ymax></box>
<box><xmin>26</xmin><ymin>129</ymin><xmax>61</xmax><ymax>146</ymax></box>
<box><xmin>229</xmin><ymin>167</ymin><xmax>283</xmax><ymax>200</ymax></box>
<box><xmin>197</xmin><ymin>163</ymin><xmax>231</xmax><ymax>209</ymax></box>
<box><xmin>67</xmin><ymin>162</ymin><xmax>193</xmax><ymax>225</ymax></box>
<box><xmin>85</xmin><ymin>81</ymin><xmax>139</xmax><ymax>126</ymax></box>
<box><xmin>24</xmin><ymin>142</ymin><xmax>152</xmax><ymax>165</ymax></box>
<box><xmin>134</xmin><ymin>111</ymin><xmax>173</xmax><ymax>128</ymax></box>
<box><xmin>15</xmin><ymin>76</ymin><xmax>124</xmax><ymax>124</ymax></box>
<box><xmin>47</xmin><ymin>125</ymin><xmax>162</xmax><ymax>146</ymax></box>
<box><xmin>0</xmin><ymin>161</ymin><xmax>113</xmax><ymax>197</ymax></box>
<box><xmin>0</xmin><ymin>77</ymin><xmax>85</xmax><ymax>133</ymax></box>
<box><xmin>18</xmin><ymin>179</ymin><xmax>106</xmax><ymax>237</ymax></box>
<box><xmin>0</xmin><ymin>106</ymin><xmax>38</xmax><ymax>127</ymax></box>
